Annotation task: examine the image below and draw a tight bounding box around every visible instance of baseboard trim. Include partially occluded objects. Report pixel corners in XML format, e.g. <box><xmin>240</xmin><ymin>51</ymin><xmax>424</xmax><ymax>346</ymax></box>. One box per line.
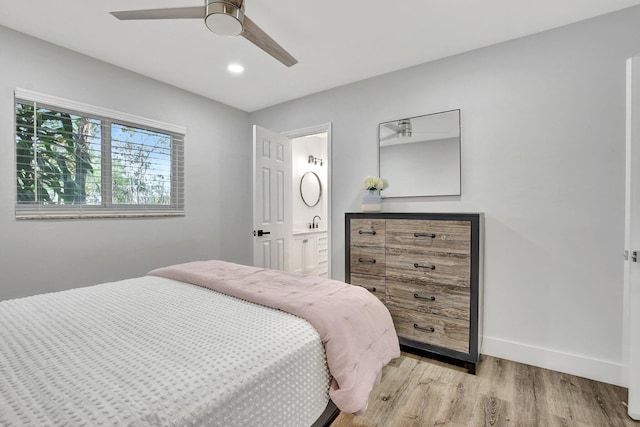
<box><xmin>481</xmin><ymin>336</ymin><xmax>625</xmax><ymax>387</ymax></box>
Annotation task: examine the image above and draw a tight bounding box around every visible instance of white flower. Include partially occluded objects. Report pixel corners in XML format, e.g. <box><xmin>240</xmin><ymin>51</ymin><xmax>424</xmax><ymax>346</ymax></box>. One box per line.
<box><xmin>363</xmin><ymin>176</ymin><xmax>388</xmax><ymax>191</ymax></box>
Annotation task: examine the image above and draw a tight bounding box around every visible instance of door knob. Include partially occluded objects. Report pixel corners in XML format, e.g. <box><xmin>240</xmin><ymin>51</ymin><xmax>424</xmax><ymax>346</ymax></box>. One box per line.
<box><xmin>253</xmin><ymin>229</ymin><xmax>271</xmax><ymax>237</ymax></box>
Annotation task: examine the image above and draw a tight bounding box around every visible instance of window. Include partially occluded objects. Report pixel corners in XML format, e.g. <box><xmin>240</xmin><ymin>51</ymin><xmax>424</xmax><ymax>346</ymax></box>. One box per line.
<box><xmin>14</xmin><ymin>89</ymin><xmax>185</xmax><ymax>219</ymax></box>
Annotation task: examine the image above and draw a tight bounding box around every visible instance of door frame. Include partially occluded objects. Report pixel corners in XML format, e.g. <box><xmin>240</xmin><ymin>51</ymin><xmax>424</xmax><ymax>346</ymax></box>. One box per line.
<box><xmin>624</xmin><ymin>55</ymin><xmax>640</xmax><ymax>420</ymax></box>
<box><xmin>284</xmin><ymin>123</ymin><xmax>333</xmax><ymax>279</ymax></box>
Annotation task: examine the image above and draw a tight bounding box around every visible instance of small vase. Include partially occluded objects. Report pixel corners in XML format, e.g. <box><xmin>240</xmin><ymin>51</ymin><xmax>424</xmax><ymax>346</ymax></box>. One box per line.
<box><xmin>362</xmin><ymin>189</ymin><xmax>381</xmax><ymax>212</ymax></box>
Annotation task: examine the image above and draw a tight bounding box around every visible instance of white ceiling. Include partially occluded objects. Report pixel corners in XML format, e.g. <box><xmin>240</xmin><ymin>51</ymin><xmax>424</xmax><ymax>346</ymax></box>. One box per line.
<box><xmin>2</xmin><ymin>0</ymin><xmax>640</xmax><ymax>112</ymax></box>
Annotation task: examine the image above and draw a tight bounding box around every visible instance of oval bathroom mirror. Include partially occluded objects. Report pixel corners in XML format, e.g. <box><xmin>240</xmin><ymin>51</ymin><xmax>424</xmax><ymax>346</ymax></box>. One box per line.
<box><xmin>300</xmin><ymin>171</ymin><xmax>322</xmax><ymax>207</ymax></box>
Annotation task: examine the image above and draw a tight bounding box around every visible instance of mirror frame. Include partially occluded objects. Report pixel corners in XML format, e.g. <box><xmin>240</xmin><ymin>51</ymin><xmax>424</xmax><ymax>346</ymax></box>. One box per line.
<box><xmin>300</xmin><ymin>171</ymin><xmax>322</xmax><ymax>207</ymax></box>
<box><xmin>378</xmin><ymin>109</ymin><xmax>461</xmax><ymax>198</ymax></box>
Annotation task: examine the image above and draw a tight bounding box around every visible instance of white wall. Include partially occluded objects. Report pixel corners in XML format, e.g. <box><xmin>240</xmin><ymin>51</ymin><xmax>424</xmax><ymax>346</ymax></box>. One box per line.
<box><xmin>250</xmin><ymin>6</ymin><xmax>640</xmax><ymax>386</ymax></box>
<box><xmin>0</xmin><ymin>26</ymin><xmax>253</xmax><ymax>300</ymax></box>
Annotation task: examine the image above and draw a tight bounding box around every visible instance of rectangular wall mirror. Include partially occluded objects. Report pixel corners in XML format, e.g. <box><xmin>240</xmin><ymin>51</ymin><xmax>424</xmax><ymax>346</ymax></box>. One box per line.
<box><xmin>379</xmin><ymin>109</ymin><xmax>461</xmax><ymax>197</ymax></box>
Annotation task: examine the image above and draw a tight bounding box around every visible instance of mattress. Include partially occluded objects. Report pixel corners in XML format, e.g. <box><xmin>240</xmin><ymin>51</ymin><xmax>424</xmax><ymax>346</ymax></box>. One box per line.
<box><xmin>0</xmin><ymin>276</ymin><xmax>331</xmax><ymax>426</ymax></box>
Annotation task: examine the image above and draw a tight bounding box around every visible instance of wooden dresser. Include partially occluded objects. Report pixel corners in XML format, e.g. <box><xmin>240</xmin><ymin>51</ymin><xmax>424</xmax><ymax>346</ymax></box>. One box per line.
<box><xmin>345</xmin><ymin>212</ymin><xmax>483</xmax><ymax>373</ymax></box>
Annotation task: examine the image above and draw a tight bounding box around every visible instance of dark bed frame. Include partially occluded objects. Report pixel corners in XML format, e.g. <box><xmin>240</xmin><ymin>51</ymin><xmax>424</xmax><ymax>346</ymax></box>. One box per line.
<box><xmin>312</xmin><ymin>400</ymin><xmax>340</xmax><ymax>427</ymax></box>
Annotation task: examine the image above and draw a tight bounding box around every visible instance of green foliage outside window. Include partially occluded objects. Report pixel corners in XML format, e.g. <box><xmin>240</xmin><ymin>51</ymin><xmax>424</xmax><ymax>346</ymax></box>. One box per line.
<box><xmin>15</xmin><ymin>103</ymin><xmax>98</xmax><ymax>205</ymax></box>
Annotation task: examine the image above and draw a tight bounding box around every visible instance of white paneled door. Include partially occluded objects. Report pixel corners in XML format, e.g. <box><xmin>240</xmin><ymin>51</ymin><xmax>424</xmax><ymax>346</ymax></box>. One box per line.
<box><xmin>252</xmin><ymin>125</ymin><xmax>292</xmax><ymax>271</ymax></box>
<box><xmin>625</xmin><ymin>55</ymin><xmax>640</xmax><ymax>421</ymax></box>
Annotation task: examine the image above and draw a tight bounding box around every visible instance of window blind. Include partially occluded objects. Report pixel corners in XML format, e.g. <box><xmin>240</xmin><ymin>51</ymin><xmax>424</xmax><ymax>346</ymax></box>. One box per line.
<box><xmin>14</xmin><ymin>89</ymin><xmax>185</xmax><ymax>219</ymax></box>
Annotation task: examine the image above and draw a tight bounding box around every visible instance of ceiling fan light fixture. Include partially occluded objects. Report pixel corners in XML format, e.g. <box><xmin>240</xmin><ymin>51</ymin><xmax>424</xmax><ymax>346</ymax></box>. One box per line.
<box><xmin>205</xmin><ymin>1</ymin><xmax>244</xmax><ymax>37</ymax></box>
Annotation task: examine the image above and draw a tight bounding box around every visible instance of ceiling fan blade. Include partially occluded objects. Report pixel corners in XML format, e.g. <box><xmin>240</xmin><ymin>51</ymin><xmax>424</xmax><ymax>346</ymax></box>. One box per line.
<box><xmin>110</xmin><ymin>7</ymin><xmax>205</xmax><ymax>20</ymax></box>
<box><xmin>241</xmin><ymin>15</ymin><xmax>297</xmax><ymax>67</ymax></box>
<box><xmin>385</xmin><ymin>123</ymin><xmax>403</xmax><ymax>132</ymax></box>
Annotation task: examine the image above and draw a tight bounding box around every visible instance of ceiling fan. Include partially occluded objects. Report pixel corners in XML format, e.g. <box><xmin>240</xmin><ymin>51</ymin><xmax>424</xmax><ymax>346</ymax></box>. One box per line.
<box><xmin>382</xmin><ymin>119</ymin><xmax>414</xmax><ymax>140</ymax></box>
<box><xmin>110</xmin><ymin>0</ymin><xmax>297</xmax><ymax>67</ymax></box>
<box><xmin>380</xmin><ymin>119</ymin><xmax>448</xmax><ymax>142</ymax></box>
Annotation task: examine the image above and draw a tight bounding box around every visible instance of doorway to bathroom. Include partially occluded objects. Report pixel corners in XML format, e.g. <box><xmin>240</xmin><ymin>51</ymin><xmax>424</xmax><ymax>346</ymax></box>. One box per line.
<box><xmin>252</xmin><ymin>123</ymin><xmax>331</xmax><ymax>278</ymax></box>
<box><xmin>286</xmin><ymin>125</ymin><xmax>331</xmax><ymax>278</ymax></box>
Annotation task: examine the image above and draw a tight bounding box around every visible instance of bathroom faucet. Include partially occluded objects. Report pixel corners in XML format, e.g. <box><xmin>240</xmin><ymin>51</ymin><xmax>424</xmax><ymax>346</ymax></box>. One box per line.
<box><xmin>312</xmin><ymin>215</ymin><xmax>321</xmax><ymax>229</ymax></box>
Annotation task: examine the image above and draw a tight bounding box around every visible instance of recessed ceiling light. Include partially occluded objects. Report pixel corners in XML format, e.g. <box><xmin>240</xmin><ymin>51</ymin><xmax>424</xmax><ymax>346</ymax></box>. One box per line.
<box><xmin>227</xmin><ymin>63</ymin><xmax>244</xmax><ymax>74</ymax></box>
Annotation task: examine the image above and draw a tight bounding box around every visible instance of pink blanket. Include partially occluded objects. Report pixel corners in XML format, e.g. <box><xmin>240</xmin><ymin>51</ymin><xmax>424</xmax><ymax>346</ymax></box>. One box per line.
<box><xmin>148</xmin><ymin>260</ymin><xmax>400</xmax><ymax>415</ymax></box>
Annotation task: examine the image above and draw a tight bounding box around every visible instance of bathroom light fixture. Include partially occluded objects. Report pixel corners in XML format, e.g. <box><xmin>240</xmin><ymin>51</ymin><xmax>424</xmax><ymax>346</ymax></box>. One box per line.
<box><xmin>308</xmin><ymin>155</ymin><xmax>323</xmax><ymax>166</ymax></box>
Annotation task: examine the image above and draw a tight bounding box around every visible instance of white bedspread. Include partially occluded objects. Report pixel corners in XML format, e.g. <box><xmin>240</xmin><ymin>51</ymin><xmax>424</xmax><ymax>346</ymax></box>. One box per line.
<box><xmin>0</xmin><ymin>276</ymin><xmax>330</xmax><ymax>426</ymax></box>
<box><xmin>149</xmin><ymin>260</ymin><xmax>401</xmax><ymax>415</ymax></box>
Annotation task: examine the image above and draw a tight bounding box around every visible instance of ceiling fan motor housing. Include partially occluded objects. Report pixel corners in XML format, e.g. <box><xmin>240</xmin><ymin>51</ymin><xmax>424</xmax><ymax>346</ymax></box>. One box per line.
<box><xmin>399</xmin><ymin>119</ymin><xmax>412</xmax><ymax>137</ymax></box>
<box><xmin>205</xmin><ymin>1</ymin><xmax>244</xmax><ymax>36</ymax></box>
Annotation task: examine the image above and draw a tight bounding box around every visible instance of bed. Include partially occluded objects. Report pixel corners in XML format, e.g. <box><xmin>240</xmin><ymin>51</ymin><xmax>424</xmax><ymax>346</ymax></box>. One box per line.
<box><xmin>0</xmin><ymin>260</ymin><xmax>400</xmax><ymax>426</ymax></box>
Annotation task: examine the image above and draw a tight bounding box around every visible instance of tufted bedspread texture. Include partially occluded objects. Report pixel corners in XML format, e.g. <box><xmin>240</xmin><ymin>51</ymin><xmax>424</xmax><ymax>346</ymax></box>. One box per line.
<box><xmin>0</xmin><ymin>276</ymin><xmax>331</xmax><ymax>426</ymax></box>
<box><xmin>148</xmin><ymin>260</ymin><xmax>401</xmax><ymax>415</ymax></box>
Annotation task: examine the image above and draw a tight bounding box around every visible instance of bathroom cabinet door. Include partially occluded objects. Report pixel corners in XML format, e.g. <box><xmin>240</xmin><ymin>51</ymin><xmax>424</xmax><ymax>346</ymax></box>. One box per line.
<box><xmin>291</xmin><ymin>235</ymin><xmax>316</xmax><ymax>275</ymax></box>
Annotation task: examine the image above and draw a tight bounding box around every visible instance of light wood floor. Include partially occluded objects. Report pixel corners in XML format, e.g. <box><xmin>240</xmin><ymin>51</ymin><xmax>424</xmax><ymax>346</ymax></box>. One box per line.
<box><xmin>331</xmin><ymin>352</ymin><xmax>639</xmax><ymax>427</ymax></box>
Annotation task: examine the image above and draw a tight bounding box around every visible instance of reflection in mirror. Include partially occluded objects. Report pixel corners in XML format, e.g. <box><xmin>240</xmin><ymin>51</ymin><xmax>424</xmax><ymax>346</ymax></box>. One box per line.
<box><xmin>379</xmin><ymin>109</ymin><xmax>461</xmax><ymax>197</ymax></box>
<box><xmin>300</xmin><ymin>171</ymin><xmax>322</xmax><ymax>207</ymax></box>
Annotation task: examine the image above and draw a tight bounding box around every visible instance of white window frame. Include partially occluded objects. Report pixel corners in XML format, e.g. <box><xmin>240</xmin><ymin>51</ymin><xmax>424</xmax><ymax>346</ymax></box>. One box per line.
<box><xmin>14</xmin><ymin>89</ymin><xmax>186</xmax><ymax>220</ymax></box>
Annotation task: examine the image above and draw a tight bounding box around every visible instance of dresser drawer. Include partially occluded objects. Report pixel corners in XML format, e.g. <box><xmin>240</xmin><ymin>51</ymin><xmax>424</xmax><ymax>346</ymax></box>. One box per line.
<box><xmin>386</xmin><ymin>278</ymin><xmax>470</xmax><ymax>320</ymax></box>
<box><xmin>350</xmin><ymin>246</ymin><xmax>385</xmax><ymax>275</ymax></box>
<box><xmin>386</xmin><ymin>247</ymin><xmax>470</xmax><ymax>287</ymax></box>
<box><xmin>386</xmin><ymin>220</ymin><xmax>471</xmax><ymax>255</ymax></box>
<box><xmin>350</xmin><ymin>273</ymin><xmax>386</xmax><ymax>301</ymax></box>
<box><xmin>350</xmin><ymin>219</ymin><xmax>386</xmax><ymax>246</ymax></box>
<box><xmin>389</xmin><ymin>308</ymin><xmax>470</xmax><ymax>353</ymax></box>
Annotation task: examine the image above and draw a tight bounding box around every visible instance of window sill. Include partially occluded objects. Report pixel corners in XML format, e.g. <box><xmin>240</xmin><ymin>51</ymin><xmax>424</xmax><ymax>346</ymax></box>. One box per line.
<box><xmin>15</xmin><ymin>211</ymin><xmax>185</xmax><ymax>220</ymax></box>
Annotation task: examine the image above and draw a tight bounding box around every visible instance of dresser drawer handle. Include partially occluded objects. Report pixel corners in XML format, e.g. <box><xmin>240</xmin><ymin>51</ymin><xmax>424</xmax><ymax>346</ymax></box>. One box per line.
<box><xmin>413</xmin><ymin>324</ymin><xmax>435</xmax><ymax>333</ymax></box>
<box><xmin>365</xmin><ymin>286</ymin><xmax>377</xmax><ymax>293</ymax></box>
<box><xmin>414</xmin><ymin>232</ymin><xmax>436</xmax><ymax>238</ymax></box>
<box><xmin>358</xmin><ymin>258</ymin><xmax>377</xmax><ymax>264</ymax></box>
<box><xmin>358</xmin><ymin>230</ymin><xmax>377</xmax><ymax>235</ymax></box>
<box><xmin>413</xmin><ymin>263</ymin><xmax>436</xmax><ymax>270</ymax></box>
<box><xmin>413</xmin><ymin>293</ymin><xmax>435</xmax><ymax>301</ymax></box>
